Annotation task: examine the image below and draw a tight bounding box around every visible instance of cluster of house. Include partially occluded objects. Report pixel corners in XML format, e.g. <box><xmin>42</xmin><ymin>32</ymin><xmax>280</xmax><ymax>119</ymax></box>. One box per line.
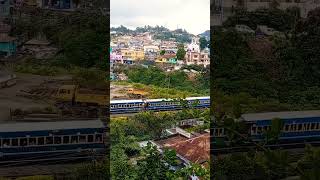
<box><xmin>212</xmin><ymin>0</ymin><xmax>320</xmax><ymax>26</ymax></box>
<box><xmin>139</xmin><ymin>118</ymin><xmax>209</xmax><ymax>169</ymax></box>
<box><xmin>110</xmin><ymin>32</ymin><xmax>210</xmax><ymax>80</ymax></box>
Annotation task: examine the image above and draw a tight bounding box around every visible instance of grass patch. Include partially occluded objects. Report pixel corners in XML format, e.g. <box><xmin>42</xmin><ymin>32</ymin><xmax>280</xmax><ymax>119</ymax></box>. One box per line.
<box><xmin>16</xmin><ymin>175</ymin><xmax>54</xmax><ymax>180</ymax></box>
<box><xmin>112</xmin><ymin>81</ymin><xmax>206</xmax><ymax>99</ymax></box>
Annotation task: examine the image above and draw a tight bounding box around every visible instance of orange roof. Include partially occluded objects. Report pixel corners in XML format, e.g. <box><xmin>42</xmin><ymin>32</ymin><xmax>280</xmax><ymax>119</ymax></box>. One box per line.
<box><xmin>156</xmin><ymin>133</ymin><xmax>210</xmax><ymax>164</ymax></box>
<box><xmin>160</xmin><ymin>54</ymin><xmax>176</xmax><ymax>59</ymax></box>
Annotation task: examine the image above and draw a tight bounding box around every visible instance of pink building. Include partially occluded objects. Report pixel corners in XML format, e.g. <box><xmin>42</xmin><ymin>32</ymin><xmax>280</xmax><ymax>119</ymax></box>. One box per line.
<box><xmin>110</xmin><ymin>53</ymin><xmax>123</xmax><ymax>64</ymax></box>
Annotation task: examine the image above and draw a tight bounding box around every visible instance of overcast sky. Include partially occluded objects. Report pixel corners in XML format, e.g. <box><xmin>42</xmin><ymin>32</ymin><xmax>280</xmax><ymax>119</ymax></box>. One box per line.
<box><xmin>110</xmin><ymin>0</ymin><xmax>210</xmax><ymax>35</ymax></box>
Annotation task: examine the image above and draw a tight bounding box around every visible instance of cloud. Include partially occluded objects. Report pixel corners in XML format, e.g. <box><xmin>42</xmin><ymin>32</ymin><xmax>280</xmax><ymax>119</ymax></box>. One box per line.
<box><xmin>111</xmin><ymin>0</ymin><xmax>210</xmax><ymax>35</ymax></box>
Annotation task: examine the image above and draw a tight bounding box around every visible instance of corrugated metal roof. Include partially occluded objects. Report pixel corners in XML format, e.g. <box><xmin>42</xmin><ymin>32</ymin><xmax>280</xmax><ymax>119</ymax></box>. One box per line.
<box><xmin>241</xmin><ymin>110</ymin><xmax>320</xmax><ymax>121</ymax></box>
<box><xmin>0</xmin><ymin>119</ymin><xmax>105</xmax><ymax>133</ymax></box>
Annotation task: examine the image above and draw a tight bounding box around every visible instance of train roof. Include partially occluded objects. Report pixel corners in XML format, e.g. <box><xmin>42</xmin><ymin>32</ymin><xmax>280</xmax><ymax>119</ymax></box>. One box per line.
<box><xmin>111</xmin><ymin>99</ymin><xmax>144</xmax><ymax>104</ymax></box>
<box><xmin>186</xmin><ymin>96</ymin><xmax>210</xmax><ymax>100</ymax></box>
<box><xmin>0</xmin><ymin>119</ymin><xmax>105</xmax><ymax>133</ymax></box>
<box><xmin>241</xmin><ymin>110</ymin><xmax>320</xmax><ymax>121</ymax></box>
<box><xmin>110</xmin><ymin>96</ymin><xmax>210</xmax><ymax>104</ymax></box>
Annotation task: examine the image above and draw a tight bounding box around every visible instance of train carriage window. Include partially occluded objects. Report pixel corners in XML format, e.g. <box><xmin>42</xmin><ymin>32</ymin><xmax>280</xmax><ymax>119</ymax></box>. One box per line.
<box><xmin>302</xmin><ymin>123</ymin><xmax>307</xmax><ymax>131</ymax></box>
<box><xmin>71</xmin><ymin>136</ymin><xmax>79</xmax><ymax>143</ymax></box>
<box><xmin>307</xmin><ymin>123</ymin><xmax>311</xmax><ymax>130</ymax></box>
<box><xmin>252</xmin><ymin>126</ymin><xmax>257</xmax><ymax>134</ymax></box>
<box><xmin>79</xmin><ymin>135</ymin><xmax>87</xmax><ymax>143</ymax></box>
<box><xmin>87</xmin><ymin>135</ymin><xmax>94</xmax><ymax>142</ymax></box>
<box><xmin>20</xmin><ymin>138</ymin><xmax>28</xmax><ymax>146</ymax></box>
<box><xmin>63</xmin><ymin>136</ymin><xmax>70</xmax><ymax>144</ymax></box>
<box><xmin>54</xmin><ymin>137</ymin><xmax>62</xmax><ymax>144</ymax></box>
<box><xmin>2</xmin><ymin>139</ymin><xmax>10</xmax><ymax>147</ymax></box>
<box><xmin>95</xmin><ymin>134</ymin><xmax>102</xmax><ymax>142</ymax></box>
<box><xmin>12</xmin><ymin>139</ymin><xmax>18</xmax><ymax>146</ymax></box>
<box><xmin>46</xmin><ymin>137</ymin><xmax>53</xmax><ymax>145</ymax></box>
<box><xmin>313</xmin><ymin>123</ymin><xmax>317</xmax><ymax>130</ymax></box>
<box><xmin>38</xmin><ymin>137</ymin><xmax>45</xmax><ymax>145</ymax></box>
<box><xmin>263</xmin><ymin>126</ymin><xmax>267</xmax><ymax>132</ymax></box>
<box><xmin>257</xmin><ymin>126</ymin><xmax>262</xmax><ymax>134</ymax></box>
<box><xmin>28</xmin><ymin>138</ymin><xmax>36</xmax><ymax>146</ymax></box>
<box><xmin>284</xmin><ymin>124</ymin><xmax>290</xmax><ymax>132</ymax></box>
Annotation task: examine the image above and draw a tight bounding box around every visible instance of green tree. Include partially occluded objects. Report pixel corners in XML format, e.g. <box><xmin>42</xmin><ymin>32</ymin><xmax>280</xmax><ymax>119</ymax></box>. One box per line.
<box><xmin>111</xmin><ymin>146</ymin><xmax>137</xmax><ymax>179</ymax></box>
<box><xmin>264</xmin><ymin>118</ymin><xmax>283</xmax><ymax>144</ymax></box>
<box><xmin>160</xmin><ymin>50</ymin><xmax>166</xmax><ymax>55</ymax></box>
<box><xmin>176</xmin><ymin>45</ymin><xmax>186</xmax><ymax>60</ymax></box>
<box><xmin>199</xmin><ymin>37</ymin><xmax>208</xmax><ymax>51</ymax></box>
<box><xmin>63</xmin><ymin>30</ymin><xmax>107</xmax><ymax>68</ymax></box>
<box><xmin>136</xmin><ymin>143</ymin><xmax>171</xmax><ymax>179</ymax></box>
<box><xmin>297</xmin><ymin>145</ymin><xmax>320</xmax><ymax>180</ymax></box>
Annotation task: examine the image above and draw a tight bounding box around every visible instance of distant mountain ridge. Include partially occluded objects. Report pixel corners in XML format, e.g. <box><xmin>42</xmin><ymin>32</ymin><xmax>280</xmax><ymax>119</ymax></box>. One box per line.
<box><xmin>198</xmin><ymin>30</ymin><xmax>210</xmax><ymax>40</ymax></box>
<box><xmin>111</xmin><ymin>25</ymin><xmax>196</xmax><ymax>43</ymax></box>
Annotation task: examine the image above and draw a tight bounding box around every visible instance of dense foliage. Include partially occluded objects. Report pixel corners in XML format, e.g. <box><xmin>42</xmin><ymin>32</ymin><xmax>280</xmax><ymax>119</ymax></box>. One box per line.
<box><xmin>213</xmin><ymin>146</ymin><xmax>320</xmax><ymax>180</ymax></box>
<box><xmin>212</xmin><ymin>7</ymin><xmax>320</xmax><ymax>180</ymax></box>
<box><xmin>12</xmin><ymin>9</ymin><xmax>107</xmax><ymax>69</ymax></box>
<box><xmin>212</xmin><ymin>7</ymin><xmax>320</xmax><ymax>112</ymax></box>
<box><xmin>126</xmin><ymin>65</ymin><xmax>209</xmax><ymax>95</ymax></box>
<box><xmin>110</xmin><ymin>110</ymin><xmax>210</xmax><ymax>179</ymax></box>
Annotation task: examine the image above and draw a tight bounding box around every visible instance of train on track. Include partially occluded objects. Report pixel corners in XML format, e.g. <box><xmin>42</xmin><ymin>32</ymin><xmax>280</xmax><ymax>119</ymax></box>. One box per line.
<box><xmin>0</xmin><ymin>119</ymin><xmax>106</xmax><ymax>164</ymax></box>
<box><xmin>212</xmin><ymin>110</ymin><xmax>320</xmax><ymax>154</ymax></box>
<box><xmin>110</xmin><ymin>96</ymin><xmax>210</xmax><ymax>114</ymax></box>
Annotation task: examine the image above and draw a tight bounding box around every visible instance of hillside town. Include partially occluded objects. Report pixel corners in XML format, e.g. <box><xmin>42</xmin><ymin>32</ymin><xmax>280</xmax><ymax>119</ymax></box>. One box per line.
<box><xmin>110</xmin><ymin>27</ymin><xmax>210</xmax><ymax>81</ymax></box>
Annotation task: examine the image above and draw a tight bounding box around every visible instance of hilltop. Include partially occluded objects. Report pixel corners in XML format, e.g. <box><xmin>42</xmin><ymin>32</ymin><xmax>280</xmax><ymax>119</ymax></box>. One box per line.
<box><xmin>111</xmin><ymin>25</ymin><xmax>200</xmax><ymax>43</ymax></box>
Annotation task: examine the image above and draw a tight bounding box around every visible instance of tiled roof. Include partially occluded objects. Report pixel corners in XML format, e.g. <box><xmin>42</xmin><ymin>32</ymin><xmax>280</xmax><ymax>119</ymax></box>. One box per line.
<box><xmin>161</xmin><ymin>54</ymin><xmax>176</xmax><ymax>59</ymax></box>
<box><xmin>156</xmin><ymin>133</ymin><xmax>210</xmax><ymax>164</ymax></box>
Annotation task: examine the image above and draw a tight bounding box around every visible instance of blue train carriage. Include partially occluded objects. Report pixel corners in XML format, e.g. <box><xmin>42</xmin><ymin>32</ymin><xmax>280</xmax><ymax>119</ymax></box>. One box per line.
<box><xmin>110</xmin><ymin>96</ymin><xmax>210</xmax><ymax>114</ymax></box>
<box><xmin>243</xmin><ymin>110</ymin><xmax>320</xmax><ymax>145</ymax></box>
<box><xmin>212</xmin><ymin>110</ymin><xmax>320</xmax><ymax>153</ymax></box>
<box><xmin>144</xmin><ymin>98</ymin><xmax>182</xmax><ymax>111</ymax></box>
<box><xmin>110</xmin><ymin>99</ymin><xmax>144</xmax><ymax>114</ymax></box>
<box><xmin>0</xmin><ymin>119</ymin><xmax>106</xmax><ymax>161</ymax></box>
<box><xmin>185</xmin><ymin>96</ymin><xmax>210</xmax><ymax>108</ymax></box>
